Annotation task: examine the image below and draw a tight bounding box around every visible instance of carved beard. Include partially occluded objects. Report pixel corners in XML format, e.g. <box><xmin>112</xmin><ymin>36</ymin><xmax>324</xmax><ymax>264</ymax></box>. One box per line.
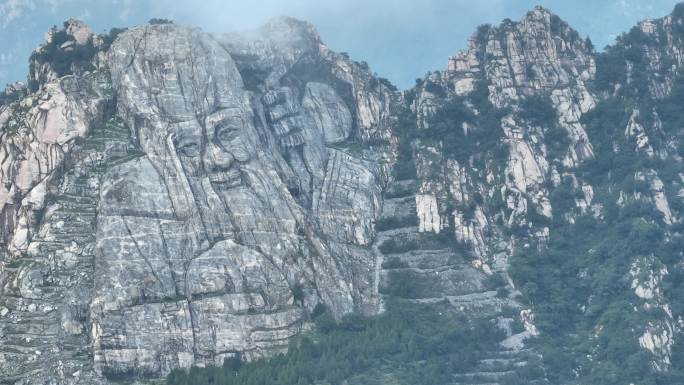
<box><xmin>176</xmin><ymin>151</ymin><xmax>244</xmax><ymax>197</ymax></box>
<box><xmin>211</xmin><ymin>160</ymin><xmax>301</xmax><ymax>244</ymax></box>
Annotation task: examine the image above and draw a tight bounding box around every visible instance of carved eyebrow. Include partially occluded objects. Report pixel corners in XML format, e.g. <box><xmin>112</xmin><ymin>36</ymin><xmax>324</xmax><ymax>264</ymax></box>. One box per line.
<box><xmin>215</xmin><ymin>126</ymin><xmax>241</xmax><ymax>143</ymax></box>
<box><xmin>172</xmin><ymin>130</ymin><xmax>202</xmax><ymax>141</ymax></box>
<box><xmin>214</xmin><ymin>117</ymin><xmax>243</xmax><ymax>131</ymax></box>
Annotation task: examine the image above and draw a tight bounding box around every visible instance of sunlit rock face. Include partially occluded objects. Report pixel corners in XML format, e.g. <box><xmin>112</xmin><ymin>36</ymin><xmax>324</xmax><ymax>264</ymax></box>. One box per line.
<box><xmin>411</xmin><ymin>6</ymin><xmax>597</xmax><ymax>273</ymax></box>
<box><xmin>630</xmin><ymin>256</ymin><xmax>676</xmax><ymax>371</ymax></box>
<box><xmin>98</xmin><ymin>24</ymin><xmax>305</xmax><ymax>376</ymax></box>
<box><xmin>95</xmin><ymin>21</ymin><xmax>394</xmax><ymax>379</ymax></box>
<box><xmin>0</xmin><ymin>19</ymin><xmax>395</xmax><ymax>384</ymax></box>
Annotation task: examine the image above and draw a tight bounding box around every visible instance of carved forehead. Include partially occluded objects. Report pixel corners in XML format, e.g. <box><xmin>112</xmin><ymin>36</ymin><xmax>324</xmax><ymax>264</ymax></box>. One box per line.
<box><xmin>206</xmin><ymin>108</ymin><xmax>245</xmax><ymax>128</ymax></box>
<box><xmin>111</xmin><ymin>25</ymin><xmax>248</xmax><ymax>122</ymax></box>
<box><xmin>169</xmin><ymin>108</ymin><xmax>252</xmax><ymax>140</ymax></box>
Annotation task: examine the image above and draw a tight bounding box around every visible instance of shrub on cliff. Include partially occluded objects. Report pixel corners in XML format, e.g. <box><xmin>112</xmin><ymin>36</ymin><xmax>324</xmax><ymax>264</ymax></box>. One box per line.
<box><xmin>30</xmin><ymin>26</ymin><xmax>96</xmax><ymax>80</ymax></box>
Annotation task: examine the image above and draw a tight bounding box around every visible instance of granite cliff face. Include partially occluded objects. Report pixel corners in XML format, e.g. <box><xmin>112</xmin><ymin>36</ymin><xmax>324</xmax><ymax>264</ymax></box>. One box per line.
<box><xmin>412</xmin><ymin>6</ymin><xmax>596</xmax><ymax>264</ymax></box>
<box><xmin>1</xmin><ymin>5</ymin><xmax>684</xmax><ymax>385</ymax></box>
<box><xmin>0</xmin><ymin>18</ymin><xmax>394</xmax><ymax>384</ymax></box>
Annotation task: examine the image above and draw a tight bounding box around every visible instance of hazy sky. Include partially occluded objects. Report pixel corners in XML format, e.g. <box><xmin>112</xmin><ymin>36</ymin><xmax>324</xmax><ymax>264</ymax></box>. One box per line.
<box><xmin>0</xmin><ymin>0</ymin><xmax>682</xmax><ymax>89</ymax></box>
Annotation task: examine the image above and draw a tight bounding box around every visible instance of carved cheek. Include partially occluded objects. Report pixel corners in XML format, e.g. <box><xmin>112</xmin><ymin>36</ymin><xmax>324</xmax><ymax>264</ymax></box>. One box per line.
<box><xmin>216</xmin><ymin>136</ymin><xmax>251</xmax><ymax>162</ymax></box>
<box><xmin>181</xmin><ymin>156</ymin><xmax>204</xmax><ymax>177</ymax></box>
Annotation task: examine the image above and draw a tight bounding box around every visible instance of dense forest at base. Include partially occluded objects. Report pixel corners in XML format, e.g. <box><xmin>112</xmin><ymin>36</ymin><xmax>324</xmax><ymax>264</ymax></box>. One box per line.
<box><xmin>165</xmin><ymin>300</ymin><xmax>540</xmax><ymax>385</ymax></box>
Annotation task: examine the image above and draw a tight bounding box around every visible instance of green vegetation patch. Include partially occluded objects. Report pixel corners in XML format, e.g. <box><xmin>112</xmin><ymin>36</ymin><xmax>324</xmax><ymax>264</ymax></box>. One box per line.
<box><xmin>166</xmin><ymin>300</ymin><xmax>507</xmax><ymax>385</ymax></box>
<box><xmin>30</xmin><ymin>23</ymin><xmax>97</xmax><ymax>81</ymax></box>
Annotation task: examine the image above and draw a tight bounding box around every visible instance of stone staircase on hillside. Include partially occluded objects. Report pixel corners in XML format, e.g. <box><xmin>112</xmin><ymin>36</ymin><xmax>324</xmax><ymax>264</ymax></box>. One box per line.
<box><xmin>372</xmin><ymin>179</ymin><xmax>548</xmax><ymax>385</ymax></box>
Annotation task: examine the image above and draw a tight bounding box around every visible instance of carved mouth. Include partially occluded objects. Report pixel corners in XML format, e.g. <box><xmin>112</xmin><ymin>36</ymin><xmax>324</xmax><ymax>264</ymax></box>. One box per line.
<box><xmin>209</xmin><ymin>168</ymin><xmax>242</xmax><ymax>188</ymax></box>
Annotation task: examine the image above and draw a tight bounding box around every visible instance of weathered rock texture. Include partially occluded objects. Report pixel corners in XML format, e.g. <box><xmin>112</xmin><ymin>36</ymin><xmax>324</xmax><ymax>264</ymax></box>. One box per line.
<box><xmin>0</xmin><ymin>18</ymin><xmax>395</xmax><ymax>384</ymax></box>
<box><xmin>2</xmin><ymin>4</ymin><xmax>684</xmax><ymax>385</ymax></box>
<box><xmin>408</xmin><ymin>5</ymin><xmax>684</xmax><ymax>377</ymax></box>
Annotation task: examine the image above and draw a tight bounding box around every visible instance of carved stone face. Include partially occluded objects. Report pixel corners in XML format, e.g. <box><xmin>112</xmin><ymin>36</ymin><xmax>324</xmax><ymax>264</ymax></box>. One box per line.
<box><xmin>171</xmin><ymin>108</ymin><xmax>255</xmax><ymax>191</ymax></box>
<box><xmin>108</xmin><ymin>25</ymin><xmax>268</xmax><ymax>243</ymax></box>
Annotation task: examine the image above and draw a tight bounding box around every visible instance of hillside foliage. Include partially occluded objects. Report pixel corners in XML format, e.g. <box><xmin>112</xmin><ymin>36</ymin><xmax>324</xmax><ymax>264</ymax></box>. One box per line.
<box><xmin>166</xmin><ymin>301</ymin><xmax>515</xmax><ymax>385</ymax></box>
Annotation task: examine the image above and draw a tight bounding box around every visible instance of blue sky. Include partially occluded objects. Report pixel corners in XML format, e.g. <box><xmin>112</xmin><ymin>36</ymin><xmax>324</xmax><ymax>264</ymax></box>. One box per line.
<box><xmin>0</xmin><ymin>0</ymin><xmax>681</xmax><ymax>89</ymax></box>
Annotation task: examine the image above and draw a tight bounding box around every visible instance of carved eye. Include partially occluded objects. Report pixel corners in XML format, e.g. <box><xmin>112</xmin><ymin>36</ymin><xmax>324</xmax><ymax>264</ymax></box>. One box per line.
<box><xmin>177</xmin><ymin>141</ymin><xmax>201</xmax><ymax>157</ymax></box>
<box><xmin>215</xmin><ymin>121</ymin><xmax>241</xmax><ymax>142</ymax></box>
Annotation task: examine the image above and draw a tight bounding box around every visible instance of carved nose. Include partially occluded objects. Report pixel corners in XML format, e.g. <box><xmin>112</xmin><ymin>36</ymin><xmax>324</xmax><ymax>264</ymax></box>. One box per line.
<box><xmin>203</xmin><ymin>142</ymin><xmax>233</xmax><ymax>172</ymax></box>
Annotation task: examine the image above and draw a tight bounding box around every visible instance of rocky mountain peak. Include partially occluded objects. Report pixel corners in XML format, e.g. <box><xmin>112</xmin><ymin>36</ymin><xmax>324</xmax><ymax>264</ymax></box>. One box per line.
<box><xmin>595</xmin><ymin>2</ymin><xmax>684</xmax><ymax>99</ymax></box>
<box><xmin>44</xmin><ymin>18</ymin><xmax>93</xmax><ymax>47</ymax></box>
<box><xmin>28</xmin><ymin>19</ymin><xmax>101</xmax><ymax>92</ymax></box>
<box><xmin>260</xmin><ymin>16</ymin><xmax>322</xmax><ymax>47</ymax></box>
<box><xmin>404</xmin><ymin>4</ymin><xmax>684</xmax><ymax>381</ymax></box>
<box><xmin>63</xmin><ymin>18</ymin><xmax>93</xmax><ymax>45</ymax></box>
<box><xmin>525</xmin><ymin>5</ymin><xmax>558</xmax><ymax>23</ymax></box>
<box><xmin>442</xmin><ymin>5</ymin><xmax>593</xmax><ymax>98</ymax></box>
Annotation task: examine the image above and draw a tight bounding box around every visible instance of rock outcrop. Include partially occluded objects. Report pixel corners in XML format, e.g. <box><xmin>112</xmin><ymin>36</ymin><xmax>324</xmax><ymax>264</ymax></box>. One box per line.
<box><xmin>411</xmin><ymin>6</ymin><xmax>596</xmax><ymax>274</ymax></box>
<box><xmin>408</xmin><ymin>5</ymin><xmax>684</xmax><ymax>376</ymax></box>
<box><xmin>0</xmin><ymin>19</ymin><xmax>395</xmax><ymax>384</ymax></box>
<box><xmin>3</xmin><ymin>4</ymin><xmax>684</xmax><ymax>385</ymax></box>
